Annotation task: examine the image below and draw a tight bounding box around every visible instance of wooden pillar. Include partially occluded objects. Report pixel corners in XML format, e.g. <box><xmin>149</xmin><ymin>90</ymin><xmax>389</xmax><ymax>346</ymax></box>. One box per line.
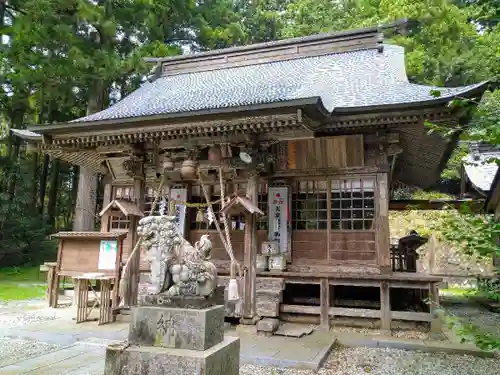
<box><xmin>242</xmin><ymin>174</ymin><xmax>258</xmax><ymax>323</ymax></box>
<box><xmin>429</xmin><ymin>282</ymin><xmax>443</xmax><ymax>338</ymax></box>
<box><xmin>375</xmin><ymin>173</ymin><xmax>391</xmax><ymax>273</ymax></box>
<box><xmin>320</xmin><ymin>278</ymin><xmax>330</xmax><ymax>331</ymax></box>
<box><xmin>100</xmin><ymin>179</ymin><xmax>112</xmax><ymax>232</ymax></box>
<box><xmin>127</xmin><ymin>158</ymin><xmax>145</xmax><ymax>307</ymax></box>
<box><xmin>46</xmin><ymin>263</ymin><xmax>58</xmax><ymax>308</ymax></box>
<box><xmin>380</xmin><ymin>281</ymin><xmax>391</xmax><ymax>334</ymax></box>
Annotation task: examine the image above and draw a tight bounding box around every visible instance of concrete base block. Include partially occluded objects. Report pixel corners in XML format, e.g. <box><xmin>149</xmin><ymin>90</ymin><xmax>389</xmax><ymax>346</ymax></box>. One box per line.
<box><xmin>128</xmin><ymin>305</ymin><xmax>224</xmax><ymax>350</ymax></box>
<box><xmin>257</xmin><ymin>318</ymin><xmax>280</xmax><ymax>333</ymax></box>
<box><xmin>104</xmin><ymin>337</ymin><xmax>240</xmax><ymax>375</ymax></box>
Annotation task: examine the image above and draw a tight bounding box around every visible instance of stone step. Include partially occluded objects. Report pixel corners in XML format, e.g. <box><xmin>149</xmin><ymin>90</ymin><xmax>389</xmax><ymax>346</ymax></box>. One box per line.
<box><xmin>257</xmin><ymin>318</ymin><xmax>280</xmax><ymax>335</ymax></box>
<box><xmin>256</xmin><ymin>288</ymin><xmax>282</xmax><ymax>297</ymax></box>
<box><xmin>255</xmin><ymin>277</ymin><xmax>285</xmax><ymax>291</ymax></box>
<box><xmin>256</xmin><ymin>300</ymin><xmax>280</xmax><ymax>317</ymax></box>
<box><xmin>256</xmin><ymin>289</ymin><xmax>282</xmax><ymax>305</ymax></box>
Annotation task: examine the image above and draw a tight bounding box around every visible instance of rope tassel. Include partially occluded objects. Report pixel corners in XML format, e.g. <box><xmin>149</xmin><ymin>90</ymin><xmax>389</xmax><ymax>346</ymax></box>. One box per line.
<box><xmin>227</xmin><ymin>279</ymin><xmax>240</xmax><ymax>302</ymax></box>
<box><xmin>196</xmin><ymin>208</ymin><xmax>204</xmax><ymax>223</ymax></box>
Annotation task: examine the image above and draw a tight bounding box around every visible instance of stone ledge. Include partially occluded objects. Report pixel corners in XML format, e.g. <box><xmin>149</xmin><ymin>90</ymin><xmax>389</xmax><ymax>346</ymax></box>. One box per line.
<box><xmin>240</xmin><ymin>336</ymin><xmax>335</xmax><ymax>371</ymax></box>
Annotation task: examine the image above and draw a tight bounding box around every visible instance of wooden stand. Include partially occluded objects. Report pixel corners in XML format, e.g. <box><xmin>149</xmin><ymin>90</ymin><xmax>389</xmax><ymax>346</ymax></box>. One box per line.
<box><xmin>75</xmin><ymin>275</ymin><xmax>116</xmax><ymax>325</ymax></box>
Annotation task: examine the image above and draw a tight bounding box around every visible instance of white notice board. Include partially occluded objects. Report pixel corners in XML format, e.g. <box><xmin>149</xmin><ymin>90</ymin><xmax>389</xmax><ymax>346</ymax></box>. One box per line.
<box><xmin>98</xmin><ymin>240</ymin><xmax>118</xmax><ymax>270</ymax></box>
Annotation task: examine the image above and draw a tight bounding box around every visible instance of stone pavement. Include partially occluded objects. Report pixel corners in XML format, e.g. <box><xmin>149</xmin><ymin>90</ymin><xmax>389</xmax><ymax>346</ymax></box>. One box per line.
<box><xmin>0</xmin><ymin>318</ymin><xmax>336</xmax><ymax>374</ymax></box>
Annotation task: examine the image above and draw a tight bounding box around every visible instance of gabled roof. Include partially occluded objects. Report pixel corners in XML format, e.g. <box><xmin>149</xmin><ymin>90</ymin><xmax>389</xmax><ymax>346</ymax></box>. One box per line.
<box><xmin>99</xmin><ymin>199</ymin><xmax>144</xmax><ymax>217</ymax></box>
<box><xmin>221</xmin><ymin>195</ymin><xmax>264</xmax><ymax>217</ymax></box>
<box><xmin>73</xmin><ymin>44</ymin><xmax>485</xmax><ymax>124</ymax></box>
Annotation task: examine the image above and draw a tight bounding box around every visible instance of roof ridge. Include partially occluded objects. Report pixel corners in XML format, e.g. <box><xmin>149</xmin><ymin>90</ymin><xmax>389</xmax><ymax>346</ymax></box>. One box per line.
<box><xmin>151</xmin><ymin>27</ymin><xmax>386</xmax><ymax>77</ymax></box>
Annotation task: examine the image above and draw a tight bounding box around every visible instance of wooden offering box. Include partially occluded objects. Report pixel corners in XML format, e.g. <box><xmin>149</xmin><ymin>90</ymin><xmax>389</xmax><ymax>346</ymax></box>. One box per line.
<box><xmin>49</xmin><ymin>231</ymin><xmax>127</xmax><ymax>307</ymax></box>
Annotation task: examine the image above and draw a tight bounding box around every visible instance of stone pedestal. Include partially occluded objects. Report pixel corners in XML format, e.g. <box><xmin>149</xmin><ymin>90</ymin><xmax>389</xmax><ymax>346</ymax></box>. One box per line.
<box><xmin>104</xmin><ymin>291</ymin><xmax>239</xmax><ymax>375</ymax></box>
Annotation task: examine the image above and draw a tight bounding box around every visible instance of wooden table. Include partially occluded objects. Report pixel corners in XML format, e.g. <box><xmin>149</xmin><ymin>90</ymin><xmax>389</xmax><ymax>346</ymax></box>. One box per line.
<box><xmin>74</xmin><ymin>275</ymin><xmax>115</xmax><ymax>325</ymax></box>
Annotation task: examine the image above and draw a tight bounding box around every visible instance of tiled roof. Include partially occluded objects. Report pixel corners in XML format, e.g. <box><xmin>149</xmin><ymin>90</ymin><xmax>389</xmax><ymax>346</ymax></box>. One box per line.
<box><xmin>10</xmin><ymin>128</ymin><xmax>42</xmax><ymax>140</ymax></box>
<box><xmin>463</xmin><ymin>151</ymin><xmax>500</xmax><ymax>193</ymax></box>
<box><xmin>73</xmin><ymin>45</ymin><xmax>485</xmax><ymax>123</ymax></box>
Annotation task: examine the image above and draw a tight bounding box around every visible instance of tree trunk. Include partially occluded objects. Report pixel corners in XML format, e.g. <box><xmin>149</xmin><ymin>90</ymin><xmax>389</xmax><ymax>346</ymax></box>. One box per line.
<box><xmin>72</xmin><ymin>80</ymin><xmax>105</xmax><ymax>231</ymax></box>
<box><xmin>67</xmin><ymin>165</ymin><xmax>79</xmax><ymax>227</ymax></box>
<box><xmin>31</xmin><ymin>152</ymin><xmax>40</xmax><ymax>208</ymax></box>
<box><xmin>73</xmin><ymin>167</ymin><xmax>98</xmax><ymax>231</ymax></box>
<box><xmin>38</xmin><ymin>154</ymin><xmax>50</xmax><ymax>215</ymax></box>
<box><xmin>47</xmin><ymin>159</ymin><xmax>60</xmax><ymax>229</ymax></box>
<box><xmin>7</xmin><ymin>137</ymin><xmax>20</xmax><ymax>201</ymax></box>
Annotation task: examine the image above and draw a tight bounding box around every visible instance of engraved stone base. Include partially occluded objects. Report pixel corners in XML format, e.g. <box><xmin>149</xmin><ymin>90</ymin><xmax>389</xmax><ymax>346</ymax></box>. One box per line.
<box><xmin>104</xmin><ymin>337</ymin><xmax>240</xmax><ymax>375</ymax></box>
<box><xmin>128</xmin><ymin>305</ymin><xmax>224</xmax><ymax>350</ymax></box>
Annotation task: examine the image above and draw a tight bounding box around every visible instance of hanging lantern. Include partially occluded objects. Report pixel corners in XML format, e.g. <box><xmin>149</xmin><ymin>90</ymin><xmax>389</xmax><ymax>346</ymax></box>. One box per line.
<box><xmin>163</xmin><ymin>155</ymin><xmax>175</xmax><ymax>171</ymax></box>
<box><xmin>207</xmin><ymin>145</ymin><xmax>221</xmax><ymax>164</ymax></box>
<box><xmin>180</xmin><ymin>159</ymin><xmax>198</xmax><ymax>180</ymax></box>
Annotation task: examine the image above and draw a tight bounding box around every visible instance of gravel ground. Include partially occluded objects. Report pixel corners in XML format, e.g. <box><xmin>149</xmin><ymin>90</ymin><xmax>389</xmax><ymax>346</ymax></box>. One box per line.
<box><xmin>0</xmin><ymin>298</ymin><xmax>69</xmax><ymax>367</ymax></box>
<box><xmin>0</xmin><ymin>299</ymin><xmax>63</xmax><ymax>328</ymax></box>
<box><xmin>441</xmin><ymin>295</ymin><xmax>500</xmax><ymax>338</ymax></box>
<box><xmin>0</xmin><ymin>337</ymin><xmax>62</xmax><ymax>367</ymax></box>
<box><xmin>0</xmin><ymin>296</ymin><xmax>499</xmax><ymax>374</ymax></box>
<box><xmin>240</xmin><ymin>348</ymin><xmax>500</xmax><ymax>375</ymax></box>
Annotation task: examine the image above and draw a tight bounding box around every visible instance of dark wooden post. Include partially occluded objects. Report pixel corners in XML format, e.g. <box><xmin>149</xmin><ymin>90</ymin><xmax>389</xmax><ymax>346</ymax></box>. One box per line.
<box><xmin>242</xmin><ymin>174</ymin><xmax>258</xmax><ymax>323</ymax></box>
<box><xmin>376</xmin><ymin>173</ymin><xmax>391</xmax><ymax>273</ymax></box>
<box><xmin>380</xmin><ymin>280</ymin><xmax>391</xmax><ymax>334</ymax></box>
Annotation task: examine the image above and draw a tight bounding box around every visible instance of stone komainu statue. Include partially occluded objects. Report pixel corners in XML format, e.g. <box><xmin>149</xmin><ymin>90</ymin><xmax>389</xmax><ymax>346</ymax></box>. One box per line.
<box><xmin>137</xmin><ymin>215</ymin><xmax>217</xmax><ymax>297</ymax></box>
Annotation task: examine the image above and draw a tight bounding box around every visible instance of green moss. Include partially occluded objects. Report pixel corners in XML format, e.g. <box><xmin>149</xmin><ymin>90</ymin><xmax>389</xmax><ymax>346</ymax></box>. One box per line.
<box><xmin>155</xmin><ymin>333</ymin><xmax>163</xmax><ymax>346</ymax></box>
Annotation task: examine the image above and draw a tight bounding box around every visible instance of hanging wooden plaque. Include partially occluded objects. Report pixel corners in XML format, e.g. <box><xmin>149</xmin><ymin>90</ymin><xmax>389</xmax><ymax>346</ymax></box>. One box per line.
<box><xmin>268</xmin><ymin>187</ymin><xmax>290</xmax><ymax>254</ymax></box>
<box><xmin>170</xmin><ymin>187</ymin><xmax>187</xmax><ymax>236</ymax></box>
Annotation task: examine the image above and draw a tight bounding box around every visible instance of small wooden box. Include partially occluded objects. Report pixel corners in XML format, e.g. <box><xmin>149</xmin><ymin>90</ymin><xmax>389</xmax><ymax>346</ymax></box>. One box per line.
<box><xmin>268</xmin><ymin>255</ymin><xmax>286</xmax><ymax>271</ymax></box>
<box><xmin>262</xmin><ymin>241</ymin><xmax>280</xmax><ymax>255</ymax></box>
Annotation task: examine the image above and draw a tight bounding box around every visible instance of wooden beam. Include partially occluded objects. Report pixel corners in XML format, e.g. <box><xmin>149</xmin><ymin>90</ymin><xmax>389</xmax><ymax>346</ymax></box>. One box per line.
<box><xmin>100</xmin><ymin>183</ymin><xmax>113</xmax><ymax>232</ymax></box>
<box><xmin>389</xmin><ymin>199</ymin><xmax>483</xmax><ymax>211</ymax></box>
<box><xmin>376</xmin><ymin>173</ymin><xmax>391</xmax><ymax>273</ymax></box>
<box><xmin>126</xmin><ymin>155</ymin><xmax>145</xmax><ymax>307</ymax></box>
<box><xmin>330</xmin><ymin>307</ymin><xmax>380</xmax><ymax>318</ymax></box>
<box><xmin>320</xmin><ymin>278</ymin><xmax>330</xmax><ymax>331</ymax></box>
<box><xmin>242</xmin><ymin>174</ymin><xmax>258</xmax><ymax>322</ymax></box>
<box><xmin>280</xmin><ymin>304</ymin><xmax>320</xmax><ymax>314</ymax></box>
<box><xmin>280</xmin><ymin>304</ymin><xmax>432</xmax><ymax>322</ymax></box>
<box><xmin>380</xmin><ymin>281</ymin><xmax>391</xmax><ymax>333</ymax></box>
<box><xmin>392</xmin><ymin>311</ymin><xmax>432</xmax><ymax>322</ymax></box>
<box><xmin>429</xmin><ymin>281</ymin><xmax>443</xmax><ymax>338</ymax></box>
